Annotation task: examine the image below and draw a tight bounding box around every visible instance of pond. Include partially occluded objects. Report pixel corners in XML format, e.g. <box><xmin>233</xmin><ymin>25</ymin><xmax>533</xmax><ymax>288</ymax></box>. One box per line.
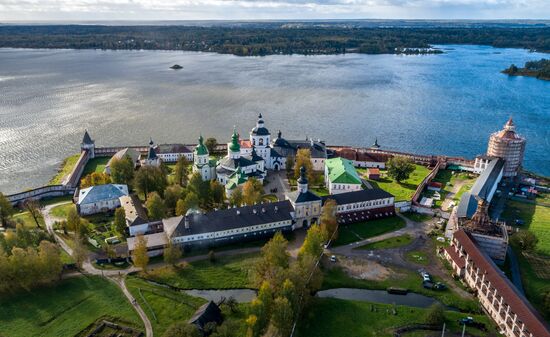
<box><xmin>184</xmin><ymin>289</ymin><xmax>257</xmax><ymax>303</ymax></box>
<box><xmin>317</xmin><ymin>288</ymin><xmax>451</xmax><ymax>309</ymax></box>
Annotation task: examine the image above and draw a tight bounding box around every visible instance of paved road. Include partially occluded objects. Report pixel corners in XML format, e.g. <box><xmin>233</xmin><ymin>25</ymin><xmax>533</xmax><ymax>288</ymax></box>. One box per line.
<box><xmin>42</xmin><ymin>201</ymin><xmax>268</xmax><ymax>337</ymax></box>
<box><xmin>331</xmin><ymin>213</ymin><xmax>472</xmax><ymax>300</ymax></box>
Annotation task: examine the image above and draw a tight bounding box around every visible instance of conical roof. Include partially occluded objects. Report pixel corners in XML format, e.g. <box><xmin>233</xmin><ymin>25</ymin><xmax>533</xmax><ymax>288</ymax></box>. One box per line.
<box><xmin>229</xmin><ymin>128</ymin><xmax>241</xmax><ymax>152</ymax></box>
<box><xmin>82</xmin><ymin>130</ymin><xmax>93</xmax><ymax>145</ymax></box>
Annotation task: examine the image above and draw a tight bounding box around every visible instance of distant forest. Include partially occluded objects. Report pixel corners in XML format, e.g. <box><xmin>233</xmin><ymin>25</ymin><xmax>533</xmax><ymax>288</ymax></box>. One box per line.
<box><xmin>0</xmin><ymin>25</ymin><xmax>549</xmax><ymax>56</ymax></box>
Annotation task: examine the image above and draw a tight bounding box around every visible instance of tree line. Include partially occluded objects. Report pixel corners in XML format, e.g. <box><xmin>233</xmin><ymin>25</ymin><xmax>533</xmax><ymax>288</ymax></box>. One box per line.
<box><xmin>0</xmin><ymin>25</ymin><xmax>548</xmax><ymax>56</ymax></box>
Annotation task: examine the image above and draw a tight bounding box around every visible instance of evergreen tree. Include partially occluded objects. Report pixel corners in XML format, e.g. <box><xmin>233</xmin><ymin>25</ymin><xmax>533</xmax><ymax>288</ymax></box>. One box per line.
<box><xmin>113</xmin><ymin>207</ymin><xmax>127</xmax><ymax>236</ymax></box>
<box><xmin>173</xmin><ymin>156</ymin><xmax>189</xmax><ymax>187</ymax></box>
<box><xmin>205</xmin><ymin>137</ymin><xmax>218</xmax><ymax>154</ymax></box>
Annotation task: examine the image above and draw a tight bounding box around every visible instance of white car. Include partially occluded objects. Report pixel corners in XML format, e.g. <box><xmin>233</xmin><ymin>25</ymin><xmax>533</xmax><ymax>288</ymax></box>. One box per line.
<box><xmin>330</xmin><ymin>255</ymin><xmax>337</xmax><ymax>262</ymax></box>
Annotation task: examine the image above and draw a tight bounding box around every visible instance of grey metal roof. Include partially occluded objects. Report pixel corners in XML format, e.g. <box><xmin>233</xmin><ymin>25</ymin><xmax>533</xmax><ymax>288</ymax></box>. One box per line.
<box><xmin>456</xmin><ymin>192</ymin><xmax>478</xmax><ymax>219</ymax></box>
<box><xmin>218</xmin><ymin>156</ymin><xmax>256</xmax><ymax>170</ymax></box>
<box><xmin>271</xmin><ymin>137</ymin><xmax>327</xmax><ymax>159</ymax></box>
<box><xmin>169</xmin><ymin>200</ymin><xmax>294</xmax><ymax>238</ymax></box>
<box><xmin>78</xmin><ymin>184</ymin><xmax>128</xmax><ymax>205</ymax></box>
<box><xmin>470</xmin><ymin>158</ymin><xmax>504</xmax><ymax>200</ymax></box>
<box><xmin>286</xmin><ymin>190</ymin><xmax>322</xmax><ymax>203</ymax></box>
<box><xmin>321</xmin><ymin>188</ymin><xmax>394</xmax><ymax>205</ymax></box>
<box><xmin>456</xmin><ymin>158</ymin><xmax>504</xmax><ymax>219</ymax></box>
<box><xmin>155</xmin><ymin>143</ymin><xmax>193</xmax><ymax>154</ymax></box>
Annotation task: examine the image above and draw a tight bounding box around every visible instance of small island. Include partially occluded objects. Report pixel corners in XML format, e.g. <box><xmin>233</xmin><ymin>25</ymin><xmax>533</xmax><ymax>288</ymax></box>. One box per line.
<box><xmin>502</xmin><ymin>58</ymin><xmax>550</xmax><ymax>81</ymax></box>
<box><xmin>170</xmin><ymin>64</ymin><xmax>183</xmax><ymax>70</ymax></box>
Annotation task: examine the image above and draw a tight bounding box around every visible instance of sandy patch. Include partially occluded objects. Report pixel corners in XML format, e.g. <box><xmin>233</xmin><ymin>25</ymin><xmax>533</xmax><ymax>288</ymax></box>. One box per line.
<box><xmin>339</xmin><ymin>258</ymin><xmax>393</xmax><ymax>281</ymax></box>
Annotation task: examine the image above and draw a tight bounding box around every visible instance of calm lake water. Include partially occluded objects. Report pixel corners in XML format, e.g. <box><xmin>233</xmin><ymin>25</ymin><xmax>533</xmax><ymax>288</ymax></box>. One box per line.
<box><xmin>0</xmin><ymin>45</ymin><xmax>549</xmax><ymax>194</ymax></box>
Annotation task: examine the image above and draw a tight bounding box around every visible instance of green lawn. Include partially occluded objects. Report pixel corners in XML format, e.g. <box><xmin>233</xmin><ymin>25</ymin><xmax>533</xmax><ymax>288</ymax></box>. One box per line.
<box><xmin>82</xmin><ymin>157</ymin><xmax>111</xmax><ymax>176</ymax></box>
<box><xmin>310</xmin><ymin>186</ymin><xmax>330</xmax><ymax>196</ymax></box>
<box><xmin>501</xmin><ymin>200</ymin><xmax>550</xmax><ymax>255</ymax></box>
<box><xmin>296</xmin><ymin>298</ymin><xmax>494</xmax><ymax>337</ymax></box>
<box><xmin>401</xmin><ymin>212</ymin><xmax>433</xmax><ymax>223</ymax></box>
<box><xmin>405</xmin><ymin>250</ymin><xmax>430</xmax><ymax>266</ymax></box>
<box><xmin>126</xmin><ymin>276</ymin><xmax>249</xmax><ymax>336</ymax></box>
<box><xmin>50</xmin><ymin>202</ymin><xmax>75</xmax><ymax>218</ymax></box>
<box><xmin>333</xmin><ymin>216</ymin><xmax>406</xmax><ymax>246</ymax></box>
<box><xmin>365</xmin><ymin>165</ymin><xmax>431</xmax><ymax>202</ymax></box>
<box><xmin>322</xmin><ymin>266</ymin><xmax>480</xmax><ymax>313</ymax></box>
<box><xmin>261</xmin><ymin>194</ymin><xmax>279</xmax><ymax>202</ymax></box>
<box><xmin>12</xmin><ymin>211</ymin><xmax>45</xmax><ymax>228</ymax></box>
<box><xmin>513</xmin><ymin>245</ymin><xmax>550</xmax><ymax>320</ymax></box>
<box><xmin>140</xmin><ymin>252</ymin><xmax>259</xmax><ymax>289</ymax></box>
<box><xmin>49</xmin><ymin>153</ymin><xmax>81</xmax><ymax>185</ymax></box>
<box><xmin>356</xmin><ymin>234</ymin><xmax>413</xmax><ymax>250</ymax></box>
<box><xmin>0</xmin><ymin>276</ymin><xmax>141</xmax><ymax>337</ymax></box>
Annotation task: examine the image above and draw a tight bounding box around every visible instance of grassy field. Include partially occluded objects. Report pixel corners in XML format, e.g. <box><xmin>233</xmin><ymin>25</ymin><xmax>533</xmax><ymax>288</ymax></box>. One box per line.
<box><xmin>82</xmin><ymin>157</ymin><xmax>111</xmax><ymax>176</ymax></box>
<box><xmin>333</xmin><ymin>216</ymin><xmax>406</xmax><ymax>246</ymax></box>
<box><xmin>322</xmin><ymin>266</ymin><xmax>479</xmax><ymax>313</ymax></box>
<box><xmin>12</xmin><ymin>210</ymin><xmax>45</xmax><ymax>228</ymax></box>
<box><xmin>296</xmin><ymin>298</ymin><xmax>494</xmax><ymax>337</ymax></box>
<box><xmin>50</xmin><ymin>202</ymin><xmax>75</xmax><ymax>218</ymax></box>
<box><xmin>401</xmin><ymin>212</ymin><xmax>433</xmax><ymax>223</ymax></box>
<box><xmin>140</xmin><ymin>252</ymin><xmax>259</xmax><ymax>289</ymax></box>
<box><xmin>405</xmin><ymin>250</ymin><xmax>430</xmax><ymax>265</ymax></box>
<box><xmin>49</xmin><ymin>153</ymin><xmax>81</xmax><ymax>185</ymax></box>
<box><xmin>513</xmin><ymin>245</ymin><xmax>550</xmax><ymax>320</ymax></box>
<box><xmin>501</xmin><ymin>200</ymin><xmax>550</xmax><ymax>255</ymax></box>
<box><xmin>365</xmin><ymin>165</ymin><xmax>431</xmax><ymax>202</ymax></box>
<box><xmin>0</xmin><ymin>276</ymin><xmax>141</xmax><ymax>337</ymax></box>
<box><xmin>356</xmin><ymin>234</ymin><xmax>413</xmax><ymax>250</ymax></box>
<box><xmin>126</xmin><ymin>276</ymin><xmax>249</xmax><ymax>336</ymax></box>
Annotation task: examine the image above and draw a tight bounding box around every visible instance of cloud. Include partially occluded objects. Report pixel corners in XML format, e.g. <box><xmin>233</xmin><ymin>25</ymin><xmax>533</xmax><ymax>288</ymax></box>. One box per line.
<box><xmin>0</xmin><ymin>0</ymin><xmax>548</xmax><ymax>20</ymax></box>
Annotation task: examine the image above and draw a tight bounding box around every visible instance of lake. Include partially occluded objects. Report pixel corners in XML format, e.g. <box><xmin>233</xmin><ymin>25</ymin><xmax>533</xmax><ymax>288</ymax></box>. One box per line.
<box><xmin>0</xmin><ymin>45</ymin><xmax>549</xmax><ymax>194</ymax></box>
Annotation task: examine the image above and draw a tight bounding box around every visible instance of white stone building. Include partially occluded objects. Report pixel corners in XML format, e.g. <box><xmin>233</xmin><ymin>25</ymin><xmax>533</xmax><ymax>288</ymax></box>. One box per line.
<box><xmin>76</xmin><ymin>184</ymin><xmax>129</xmax><ymax>215</ymax></box>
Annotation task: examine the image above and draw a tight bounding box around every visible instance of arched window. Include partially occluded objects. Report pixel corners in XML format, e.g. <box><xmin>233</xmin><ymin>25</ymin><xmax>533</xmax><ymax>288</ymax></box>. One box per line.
<box><xmin>259</xmin><ymin>138</ymin><xmax>264</xmax><ymax>146</ymax></box>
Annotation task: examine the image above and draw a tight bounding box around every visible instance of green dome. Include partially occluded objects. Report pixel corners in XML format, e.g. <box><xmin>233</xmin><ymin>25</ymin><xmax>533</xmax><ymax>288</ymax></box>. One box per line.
<box><xmin>195</xmin><ymin>135</ymin><xmax>209</xmax><ymax>156</ymax></box>
<box><xmin>229</xmin><ymin>129</ymin><xmax>240</xmax><ymax>152</ymax></box>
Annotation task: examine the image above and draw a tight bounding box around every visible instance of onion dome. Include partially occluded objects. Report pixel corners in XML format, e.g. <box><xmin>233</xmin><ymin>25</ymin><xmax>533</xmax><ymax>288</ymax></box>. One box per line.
<box><xmin>297</xmin><ymin>166</ymin><xmax>308</xmax><ymax>185</ymax></box>
<box><xmin>229</xmin><ymin>128</ymin><xmax>241</xmax><ymax>152</ymax></box>
<box><xmin>251</xmin><ymin>113</ymin><xmax>270</xmax><ymax>136</ymax></box>
<box><xmin>194</xmin><ymin>134</ymin><xmax>209</xmax><ymax>156</ymax></box>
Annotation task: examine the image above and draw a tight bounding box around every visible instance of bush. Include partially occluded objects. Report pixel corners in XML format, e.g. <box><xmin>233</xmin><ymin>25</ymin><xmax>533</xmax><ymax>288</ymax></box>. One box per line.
<box><xmin>424</xmin><ymin>303</ymin><xmax>445</xmax><ymax>326</ymax></box>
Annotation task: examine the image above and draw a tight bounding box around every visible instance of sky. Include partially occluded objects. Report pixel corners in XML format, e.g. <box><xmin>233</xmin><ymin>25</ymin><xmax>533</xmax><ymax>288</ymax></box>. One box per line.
<box><xmin>0</xmin><ymin>0</ymin><xmax>549</xmax><ymax>21</ymax></box>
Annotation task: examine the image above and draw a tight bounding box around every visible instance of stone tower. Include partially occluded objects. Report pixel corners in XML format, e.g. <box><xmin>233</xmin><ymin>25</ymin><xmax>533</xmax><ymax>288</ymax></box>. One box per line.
<box><xmin>487</xmin><ymin>117</ymin><xmax>526</xmax><ymax>177</ymax></box>
<box><xmin>81</xmin><ymin>130</ymin><xmax>95</xmax><ymax>158</ymax></box>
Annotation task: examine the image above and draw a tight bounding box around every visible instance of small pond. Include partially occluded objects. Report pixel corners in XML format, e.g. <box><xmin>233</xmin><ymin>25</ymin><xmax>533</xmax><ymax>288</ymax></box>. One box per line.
<box><xmin>184</xmin><ymin>289</ymin><xmax>257</xmax><ymax>303</ymax></box>
<box><xmin>317</xmin><ymin>288</ymin><xmax>449</xmax><ymax>309</ymax></box>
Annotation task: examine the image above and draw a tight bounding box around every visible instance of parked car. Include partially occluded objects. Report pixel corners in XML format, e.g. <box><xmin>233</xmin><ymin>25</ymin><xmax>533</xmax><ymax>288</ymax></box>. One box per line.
<box><xmin>330</xmin><ymin>255</ymin><xmax>337</xmax><ymax>262</ymax></box>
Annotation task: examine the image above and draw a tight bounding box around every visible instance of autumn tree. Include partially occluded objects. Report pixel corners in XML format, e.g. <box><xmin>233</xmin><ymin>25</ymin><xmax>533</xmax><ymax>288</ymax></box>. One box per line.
<box><xmin>319</xmin><ymin>199</ymin><xmax>338</xmax><ymax>242</ymax></box>
<box><xmin>173</xmin><ymin>156</ymin><xmax>189</xmax><ymax>187</ymax></box>
<box><xmin>285</xmin><ymin>155</ymin><xmax>294</xmax><ymax>173</ymax></box>
<box><xmin>386</xmin><ymin>156</ymin><xmax>415</xmax><ymax>183</ymax></box>
<box><xmin>210</xmin><ymin>180</ymin><xmax>226</xmax><ymax>208</ymax></box>
<box><xmin>72</xmin><ymin>234</ymin><xmax>88</xmax><ymax>268</ymax></box>
<box><xmin>23</xmin><ymin>199</ymin><xmax>43</xmax><ymax>228</ymax></box>
<box><xmin>110</xmin><ymin>155</ymin><xmax>135</xmax><ymax>185</ymax></box>
<box><xmin>293</xmin><ymin>149</ymin><xmax>314</xmax><ymax>181</ymax></box>
<box><xmin>146</xmin><ymin>192</ymin><xmax>166</xmax><ymax>220</ymax></box>
<box><xmin>0</xmin><ymin>192</ymin><xmax>15</xmax><ymax>227</ymax></box>
<box><xmin>132</xmin><ymin>234</ymin><xmax>149</xmax><ymax>272</ymax></box>
<box><xmin>113</xmin><ymin>207</ymin><xmax>127</xmax><ymax>235</ymax></box>
<box><xmin>271</xmin><ymin>296</ymin><xmax>294</xmax><ymax>337</ymax></box>
<box><xmin>242</xmin><ymin>178</ymin><xmax>263</xmax><ymax>206</ymax></box>
<box><xmin>175</xmin><ymin>192</ymin><xmax>199</xmax><ymax>216</ymax></box>
<box><xmin>253</xmin><ymin>232</ymin><xmax>289</xmax><ymax>289</ymax></box>
<box><xmin>80</xmin><ymin>172</ymin><xmax>111</xmax><ymax>188</ymax></box>
<box><xmin>134</xmin><ymin>166</ymin><xmax>168</xmax><ymax>200</ymax></box>
<box><xmin>164</xmin><ymin>184</ymin><xmax>183</xmax><ymax>215</ymax></box>
<box><xmin>228</xmin><ymin>187</ymin><xmax>244</xmax><ymax>207</ymax></box>
<box><xmin>163</xmin><ymin>239</ymin><xmax>182</xmax><ymax>267</ymax></box>
<box><xmin>298</xmin><ymin>224</ymin><xmax>324</xmax><ymax>259</ymax></box>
